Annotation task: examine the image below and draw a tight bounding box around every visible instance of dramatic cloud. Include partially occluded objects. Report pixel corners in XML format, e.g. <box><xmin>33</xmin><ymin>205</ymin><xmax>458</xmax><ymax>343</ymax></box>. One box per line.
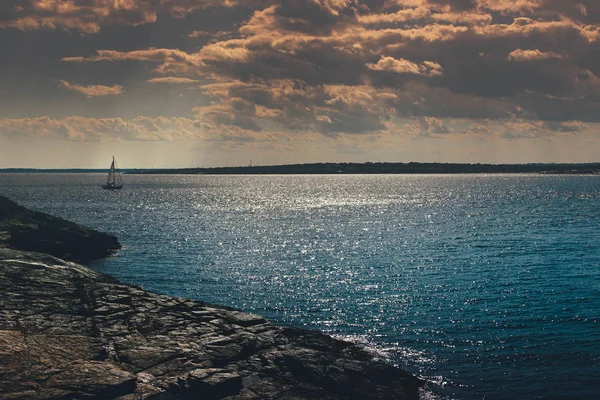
<box><xmin>2</xmin><ymin>0</ymin><xmax>600</xmax><ymax>166</ymax></box>
<box><xmin>0</xmin><ymin>0</ymin><xmax>258</xmax><ymax>33</ymax></box>
<box><xmin>59</xmin><ymin>80</ymin><xmax>123</xmax><ymax>97</ymax></box>
<box><xmin>39</xmin><ymin>0</ymin><xmax>600</xmax><ymax>133</ymax></box>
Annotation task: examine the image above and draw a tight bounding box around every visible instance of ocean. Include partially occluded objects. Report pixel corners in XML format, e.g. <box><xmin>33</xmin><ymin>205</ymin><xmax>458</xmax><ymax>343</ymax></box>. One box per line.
<box><xmin>1</xmin><ymin>173</ymin><xmax>598</xmax><ymax>399</ymax></box>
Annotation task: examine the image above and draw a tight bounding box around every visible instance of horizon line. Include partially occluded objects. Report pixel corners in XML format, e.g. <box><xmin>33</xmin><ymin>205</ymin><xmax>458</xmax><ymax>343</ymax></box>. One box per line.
<box><xmin>2</xmin><ymin>160</ymin><xmax>600</xmax><ymax>172</ymax></box>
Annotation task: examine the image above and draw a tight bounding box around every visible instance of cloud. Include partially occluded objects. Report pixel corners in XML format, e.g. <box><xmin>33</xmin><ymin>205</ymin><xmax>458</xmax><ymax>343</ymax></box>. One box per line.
<box><xmin>1</xmin><ymin>114</ymin><xmax>594</xmax><ymax>166</ymax></box>
<box><xmin>187</xmin><ymin>30</ymin><xmax>234</xmax><ymax>39</ymax></box>
<box><xmin>0</xmin><ymin>116</ymin><xmax>183</xmax><ymax>141</ymax></box>
<box><xmin>191</xmin><ymin>80</ymin><xmax>398</xmax><ymax>135</ymax></box>
<box><xmin>62</xmin><ymin>48</ymin><xmax>203</xmax><ymax>75</ymax></box>
<box><xmin>7</xmin><ymin>0</ymin><xmax>600</xmax><ymax>143</ymax></box>
<box><xmin>147</xmin><ymin>77</ymin><xmax>201</xmax><ymax>84</ymax></box>
<box><xmin>367</xmin><ymin>56</ymin><xmax>443</xmax><ymax>76</ymax></box>
<box><xmin>420</xmin><ymin>116</ymin><xmax>452</xmax><ymax>135</ymax></box>
<box><xmin>0</xmin><ymin>115</ymin><xmax>283</xmax><ymax>143</ymax></box>
<box><xmin>0</xmin><ymin>0</ymin><xmax>256</xmax><ymax>34</ymax></box>
<box><xmin>545</xmin><ymin>120</ymin><xmax>589</xmax><ymax>133</ymax></box>
<box><xmin>476</xmin><ymin>0</ymin><xmax>542</xmax><ymax>14</ymax></box>
<box><xmin>59</xmin><ymin>80</ymin><xmax>123</xmax><ymax>97</ymax></box>
<box><xmin>508</xmin><ymin>48</ymin><xmax>563</xmax><ymax>62</ymax></box>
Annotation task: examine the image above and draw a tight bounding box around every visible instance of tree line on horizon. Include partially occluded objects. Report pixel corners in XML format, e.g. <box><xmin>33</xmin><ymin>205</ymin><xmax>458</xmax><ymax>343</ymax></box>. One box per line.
<box><xmin>129</xmin><ymin>162</ymin><xmax>600</xmax><ymax>175</ymax></box>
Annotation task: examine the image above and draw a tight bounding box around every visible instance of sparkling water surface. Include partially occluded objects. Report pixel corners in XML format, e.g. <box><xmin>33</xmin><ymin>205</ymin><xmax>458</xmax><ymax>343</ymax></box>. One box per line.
<box><xmin>1</xmin><ymin>173</ymin><xmax>599</xmax><ymax>399</ymax></box>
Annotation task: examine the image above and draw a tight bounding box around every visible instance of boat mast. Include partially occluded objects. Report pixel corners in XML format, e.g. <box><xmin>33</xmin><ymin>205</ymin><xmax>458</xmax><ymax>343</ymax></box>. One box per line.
<box><xmin>107</xmin><ymin>156</ymin><xmax>116</xmax><ymax>186</ymax></box>
<box><xmin>113</xmin><ymin>157</ymin><xmax>123</xmax><ymax>186</ymax></box>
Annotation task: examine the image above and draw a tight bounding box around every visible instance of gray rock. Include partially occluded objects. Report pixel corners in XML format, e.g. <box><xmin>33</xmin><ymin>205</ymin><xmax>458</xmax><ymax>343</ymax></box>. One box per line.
<box><xmin>0</xmin><ymin>195</ymin><xmax>424</xmax><ymax>399</ymax></box>
<box><xmin>0</xmin><ymin>195</ymin><xmax>121</xmax><ymax>262</ymax></box>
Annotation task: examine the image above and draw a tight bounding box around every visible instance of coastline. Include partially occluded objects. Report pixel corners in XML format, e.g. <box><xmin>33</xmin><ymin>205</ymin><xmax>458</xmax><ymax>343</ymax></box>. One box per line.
<box><xmin>0</xmin><ymin>194</ymin><xmax>425</xmax><ymax>399</ymax></box>
<box><xmin>125</xmin><ymin>161</ymin><xmax>600</xmax><ymax>175</ymax></box>
<box><xmin>2</xmin><ymin>161</ymin><xmax>600</xmax><ymax>175</ymax></box>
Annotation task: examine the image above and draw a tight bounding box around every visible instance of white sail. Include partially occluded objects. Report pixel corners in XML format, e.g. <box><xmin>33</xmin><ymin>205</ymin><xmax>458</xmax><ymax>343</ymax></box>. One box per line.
<box><xmin>107</xmin><ymin>160</ymin><xmax>115</xmax><ymax>185</ymax></box>
<box><xmin>114</xmin><ymin>158</ymin><xmax>123</xmax><ymax>186</ymax></box>
<box><xmin>102</xmin><ymin>156</ymin><xmax>123</xmax><ymax>189</ymax></box>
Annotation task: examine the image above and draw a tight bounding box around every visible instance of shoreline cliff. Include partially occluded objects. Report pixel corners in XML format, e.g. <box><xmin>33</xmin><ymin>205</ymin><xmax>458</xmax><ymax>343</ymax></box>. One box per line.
<box><xmin>0</xmin><ymin>194</ymin><xmax>425</xmax><ymax>399</ymax></box>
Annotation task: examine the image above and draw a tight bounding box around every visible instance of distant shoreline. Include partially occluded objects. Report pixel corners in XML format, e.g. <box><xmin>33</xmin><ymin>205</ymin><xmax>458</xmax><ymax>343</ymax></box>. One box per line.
<box><xmin>120</xmin><ymin>162</ymin><xmax>600</xmax><ymax>175</ymax></box>
<box><xmin>0</xmin><ymin>168</ymin><xmax>133</xmax><ymax>173</ymax></box>
<box><xmin>2</xmin><ymin>162</ymin><xmax>600</xmax><ymax>175</ymax></box>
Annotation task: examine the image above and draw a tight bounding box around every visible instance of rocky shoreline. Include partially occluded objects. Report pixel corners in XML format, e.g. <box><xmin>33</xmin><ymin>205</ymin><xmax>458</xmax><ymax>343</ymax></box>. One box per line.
<box><xmin>0</xmin><ymin>195</ymin><xmax>121</xmax><ymax>262</ymax></box>
<box><xmin>0</xmin><ymin>195</ymin><xmax>425</xmax><ymax>399</ymax></box>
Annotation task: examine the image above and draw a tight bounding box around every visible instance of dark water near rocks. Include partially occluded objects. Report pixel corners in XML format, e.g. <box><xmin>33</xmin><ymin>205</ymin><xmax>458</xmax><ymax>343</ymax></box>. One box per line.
<box><xmin>1</xmin><ymin>173</ymin><xmax>599</xmax><ymax>399</ymax></box>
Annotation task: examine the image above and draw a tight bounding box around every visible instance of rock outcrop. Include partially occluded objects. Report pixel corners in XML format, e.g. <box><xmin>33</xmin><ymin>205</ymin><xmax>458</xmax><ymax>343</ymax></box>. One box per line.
<box><xmin>0</xmin><ymin>195</ymin><xmax>424</xmax><ymax>399</ymax></box>
<box><xmin>0</xmin><ymin>195</ymin><xmax>121</xmax><ymax>262</ymax></box>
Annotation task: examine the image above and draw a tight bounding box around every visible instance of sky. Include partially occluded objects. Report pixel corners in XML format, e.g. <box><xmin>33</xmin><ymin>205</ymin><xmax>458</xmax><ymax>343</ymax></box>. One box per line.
<box><xmin>1</xmin><ymin>0</ymin><xmax>600</xmax><ymax>168</ymax></box>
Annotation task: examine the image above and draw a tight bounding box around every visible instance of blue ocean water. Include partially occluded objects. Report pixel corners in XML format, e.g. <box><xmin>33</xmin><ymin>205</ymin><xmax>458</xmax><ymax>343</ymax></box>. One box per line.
<box><xmin>1</xmin><ymin>173</ymin><xmax>599</xmax><ymax>399</ymax></box>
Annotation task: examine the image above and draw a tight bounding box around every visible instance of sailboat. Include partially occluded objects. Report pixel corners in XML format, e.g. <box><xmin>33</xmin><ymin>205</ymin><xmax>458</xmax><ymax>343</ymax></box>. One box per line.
<box><xmin>102</xmin><ymin>156</ymin><xmax>123</xmax><ymax>190</ymax></box>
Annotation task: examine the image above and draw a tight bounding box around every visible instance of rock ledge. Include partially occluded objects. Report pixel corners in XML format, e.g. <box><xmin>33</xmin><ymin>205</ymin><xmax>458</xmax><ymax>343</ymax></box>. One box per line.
<box><xmin>0</xmin><ymin>195</ymin><xmax>121</xmax><ymax>262</ymax></box>
<box><xmin>0</xmin><ymin>195</ymin><xmax>424</xmax><ymax>399</ymax></box>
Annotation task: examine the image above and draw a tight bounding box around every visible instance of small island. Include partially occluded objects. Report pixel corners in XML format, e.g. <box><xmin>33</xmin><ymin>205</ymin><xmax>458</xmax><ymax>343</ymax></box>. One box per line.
<box><xmin>0</xmin><ymin>195</ymin><xmax>424</xmax><ymax>399</ymax></box>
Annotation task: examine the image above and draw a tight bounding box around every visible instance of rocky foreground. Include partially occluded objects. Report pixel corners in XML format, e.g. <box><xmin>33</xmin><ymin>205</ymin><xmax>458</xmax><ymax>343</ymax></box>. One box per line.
<box><xmin>0</xmin><ymin>195</ymin><xmax>424</xmax><ymax>399</ymax></box>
